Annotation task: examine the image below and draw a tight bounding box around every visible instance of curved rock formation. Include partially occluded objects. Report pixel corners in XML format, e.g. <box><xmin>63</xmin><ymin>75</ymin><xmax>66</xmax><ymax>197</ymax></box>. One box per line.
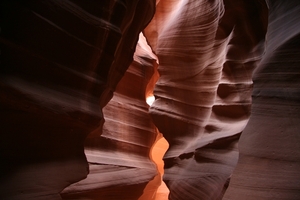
<box><xmin>61</xmin><ymin>33</ymin><xmax>159</xmax><ymax>200</ymax></box>
<box><xmin>149</xmin><ymin>135</ymin><xmax>169</xmax><ymax>200</ymax></box>
<box><xmin>223</xmin><ymin>1</ymin><xmax>300</xmax><ymax>199</ymax></box>
<box><xmin>0</xmin><ymin>1</ymin><xmax>155</xmax><ymax>199</ymax></box>
<box><xmin>144</xmin><ymin>0</ymin><xmax>268</xmax><ymax>199</ymax></box>
<box><xmin>2</xmin><ymin>0</ymin><xmax>300</xmax><ymax>199</ymax></box>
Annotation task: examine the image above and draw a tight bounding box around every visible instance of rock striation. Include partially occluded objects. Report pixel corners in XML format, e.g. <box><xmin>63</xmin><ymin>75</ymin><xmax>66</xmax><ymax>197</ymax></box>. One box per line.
<box><xmin>223</xmin><ymin>1</ymin><xmax>300</xmax><ymax>199</ymax></box>
<box><xmin>61</xmin><ymin>33</ymin><xmax>159</xmax><ymax>200</ymax></box>
<box><xmin>0</xmin><ymin>1</ymin><xmax>155</xmax><ymax>199</ymax></box>
<box><xmin>144</xmin><ymin>0</ymin><xmax>268</xmax><ymax>199</ymax></box>
<box><xmin>1</xmin><ymin>0</ymin><xmax>300</xmax><ymax>200</ymax></box>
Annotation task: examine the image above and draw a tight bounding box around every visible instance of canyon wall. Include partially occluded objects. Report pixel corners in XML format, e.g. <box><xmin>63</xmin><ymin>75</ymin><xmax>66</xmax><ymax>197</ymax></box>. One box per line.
<box><xmin>0</xmin><ymin>1</ymin><xmax>155</xmax><ymax>199</ymax></box>
<box><xmin>61</xmin><ymin>33</ymin><xmax>159</xmax><ymax>200</ymax></box>
<box><xmin>1</xmin><ymin>0</ymin><xmax>300</xmax><ymax>200</ymax></box>
<box><xmin>223</xmin><ymin>0</ymin><xmax>300</xmax><ymax>199</ymax></box>
<box><xmin>144</xmin><ymin>0</ymin><xmax>268</xmax><ymax>199</ymax></box>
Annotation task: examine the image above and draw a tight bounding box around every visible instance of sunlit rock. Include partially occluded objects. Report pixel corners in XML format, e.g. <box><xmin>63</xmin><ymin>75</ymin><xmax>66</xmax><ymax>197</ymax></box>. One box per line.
<box><xmin>61</xmin><ymin>33</ymin><xmax>159</xmax><ymax>200</ymax></box>
<box><xmin>144</xmin><ymin>0</ymin><xmax>268</xmax><ymax>199</ymax></box>
<box><xmin>1</xmin><ymin>0</ymin><xmax>300</xmax><ymax>199</ymax></box>
<box><xmin>146</xmin><ymin>96</ymin><xmax>156</xmax><ymax>106</ymax></box>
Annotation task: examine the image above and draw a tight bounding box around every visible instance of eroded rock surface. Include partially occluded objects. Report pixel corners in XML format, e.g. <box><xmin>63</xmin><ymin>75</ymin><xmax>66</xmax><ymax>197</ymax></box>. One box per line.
<box><xmin>1</xmin><ymin>0</ymin><xmax>300</xmax><ymax>200</ymax></box>
<box><xmin>0</xmin><ymin>1</ymin><xmax>155</xmax><ymax>199</ymax></box>
<box><xmin>61</xmin><ymin>33</ymin><xmax>159</xmax><ymax>200</ymax></box>
<box><xmin>223</xmin><ymin>1</ymin><xmax>300</xmax><ymax>199</ymax></box>
<box><xmin>144</xmin><ymin>0</ymin><xmax>268</xmax><ymax>199</ymax></box>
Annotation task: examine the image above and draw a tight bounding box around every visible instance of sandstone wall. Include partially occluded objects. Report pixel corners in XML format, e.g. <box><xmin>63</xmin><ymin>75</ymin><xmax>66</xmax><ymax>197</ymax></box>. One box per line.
<box><xmin>144</xmin><ymin>0</ymin><xmax>268</xmax><ymax>199</ymax></box>
<box><xmin>0</xmin><ymin>1</ymin><xmax>155</xmax><ymax>199</ymax></box>
<box><xmin>61</xmin><ymin>33</ymin><xmax>159</xmax><ymax>200</ymax></box>
<box><xmin>1</xmin><ymin>0</ymin><xmax>300</xmax><ymax>200</ymax></box>
<box><xmin>223</xmin><ymin>1</ymin><xmax>300</xmax><ymax>199</ymax></box>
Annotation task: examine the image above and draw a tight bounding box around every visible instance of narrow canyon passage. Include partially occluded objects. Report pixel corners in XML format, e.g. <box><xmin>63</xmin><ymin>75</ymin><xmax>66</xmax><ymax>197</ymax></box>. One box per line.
<box><xmin>139</xmin><ymin>38</ymin><xmax>170</xmax><ymax>199</ymax></box>
<box><xmin>61</xmin><ymin>32</ymin><xmax>168</xmax><ymax>200</ymax></box>
<box><xmin>151</xmin><ymin>136</ymin><xmax>170</xmax><ymax>200</ymax></box>
<box><xmin>138</xmin><ymin>129</ymin><xmax>169</xmax><ymax>200</ymax></box>
<box><xmin>1</xmin><ymin>1</ymin><xmax>300</xmax><ymax>200</ymax></box>
<box><xmin>143</xmin><ymin>0</ymin><xmax>269</xmax><ymax>199</ymax></box>
<box><xmin>138</xmin><ymin>95</ymin><xmax>170</xmax><ymax>200</ymax></box>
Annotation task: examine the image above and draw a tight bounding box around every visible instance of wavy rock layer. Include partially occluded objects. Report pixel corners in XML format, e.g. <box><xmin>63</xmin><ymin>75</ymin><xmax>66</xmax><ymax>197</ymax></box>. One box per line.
<box><xmin>144</xmin><ymin>0</ymin><xmax>268</xmax><ymax>199</ymax></box>
<box><xmin>223</xmin><ymin>1</ymin><xmax>300</xmax><ymax>199</ymax></box>
<box><xmin>0</xmin><ymin>1</ymin><xmax>154</xmax><ymax>199</ymax></box>
<box><xmin>61</xmin><ymin>34</ymin><xmax>159</xmax><ymax>200</ymax></box>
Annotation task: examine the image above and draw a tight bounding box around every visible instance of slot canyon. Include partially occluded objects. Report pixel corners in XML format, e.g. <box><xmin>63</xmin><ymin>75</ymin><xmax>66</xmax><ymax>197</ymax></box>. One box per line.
<box><xmin>0</xmin><ymin>0</ymin><xmax>300</xmax><ymax>199</ymax></box>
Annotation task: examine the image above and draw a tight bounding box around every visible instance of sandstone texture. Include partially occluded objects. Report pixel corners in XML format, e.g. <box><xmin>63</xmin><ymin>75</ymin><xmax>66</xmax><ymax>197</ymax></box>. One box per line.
<box><xmin>61</xmin><ymin>33</ymin><xmax>159</xmax><ymax>200</ymax></box>
<box><xmin>144</xmin><ymin>0</ymin><xmax>268</xmax><ymax>199</ymax></box>
<box><xmin>0</xmin><ymin>1</ymin><xmax>155</xmax><ymax>199</ymax></box>
<box><xmin>1</xmin><ymin>0</ymin><xmax>300</xmax><ymax>200</ymax></box>
<box><xmin>223</xmin><ymin>1</ymin><xmax>300</xmax><ymax>199</ymax></box>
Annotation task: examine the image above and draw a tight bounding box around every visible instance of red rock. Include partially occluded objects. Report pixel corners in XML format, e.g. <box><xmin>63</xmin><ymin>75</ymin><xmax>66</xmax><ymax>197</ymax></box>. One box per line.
<box><xmin>61</xmin><ymin>33</ymin><xmax>159</xmax><ymax>199</ymax></box>
<box><xmin>1</xmin><ymin>0</ymin><xmax>300</xmax><ymax>199</ymax></box>
<box><xmin>0</xmin><ymin>1</ymin><xmax>155</xmax><ymax>199</ymax></box>
<box><xmin>144</xmin><ymin>0</ymin><xmax>268</xmax><ymax>199</ymax></box>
